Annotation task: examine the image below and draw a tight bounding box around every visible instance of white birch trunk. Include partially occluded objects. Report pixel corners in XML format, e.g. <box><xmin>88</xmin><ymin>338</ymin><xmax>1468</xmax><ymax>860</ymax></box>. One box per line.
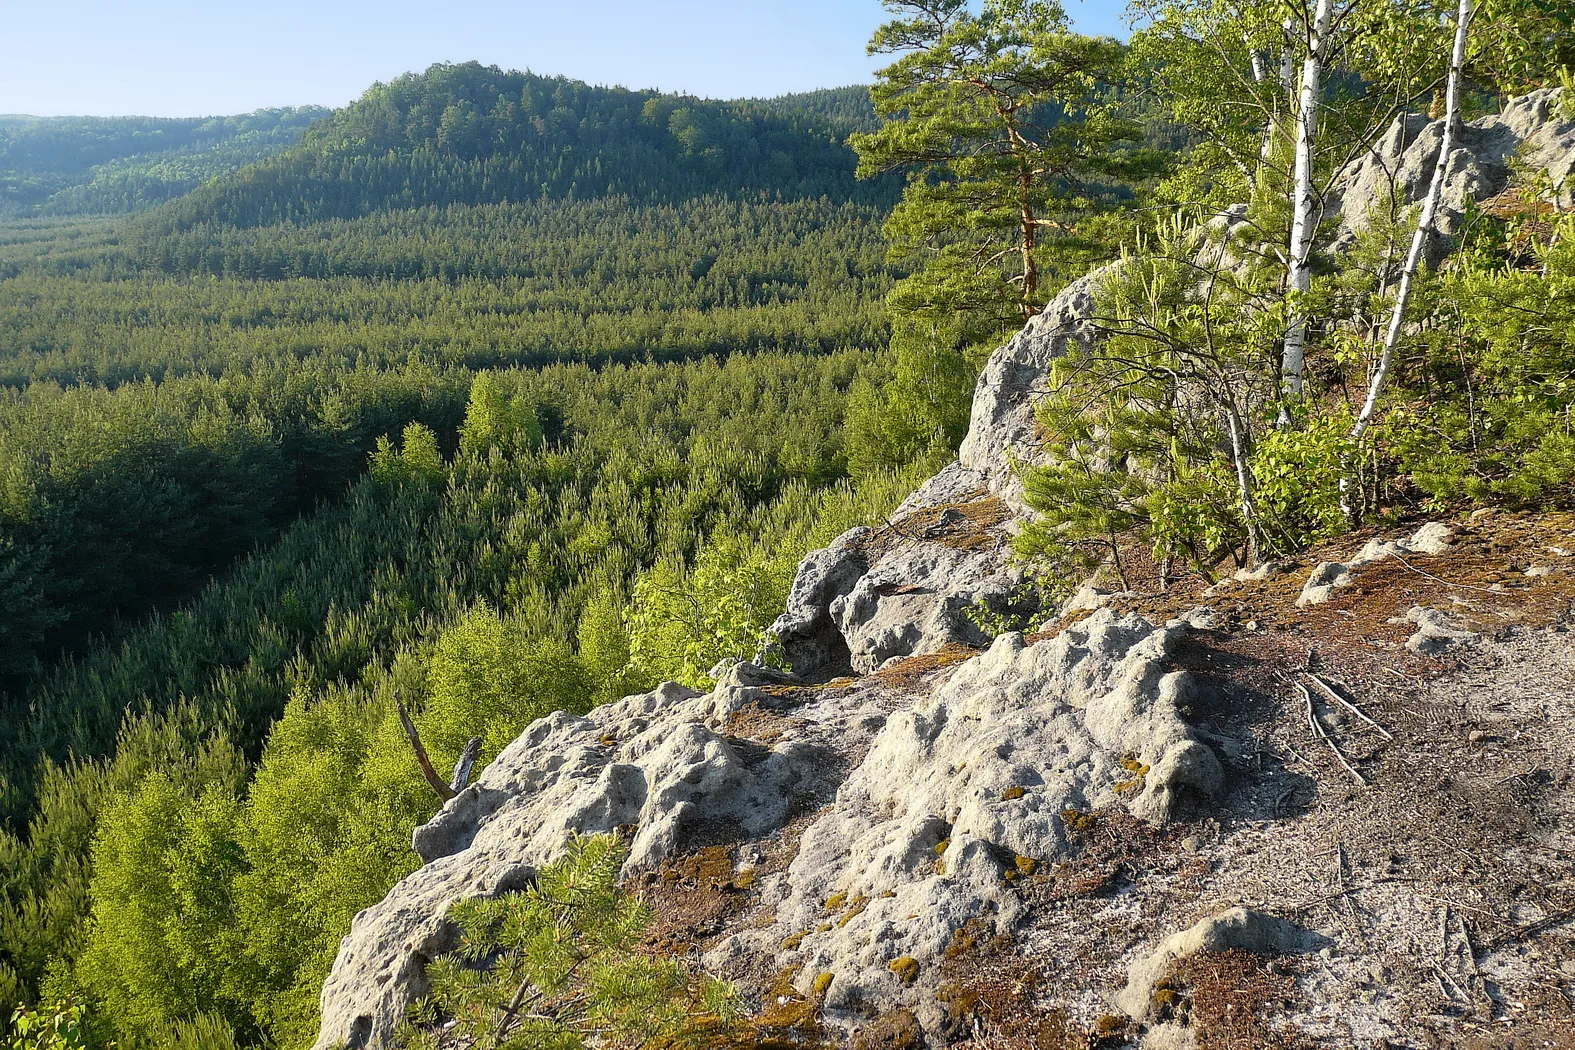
<box><xmin>1279</xmin><ymin>0</ymin><xmax>1335</xmax><ymax>409</ymax></box>
<box><xmin>1351</xmin><ymin>0</ymin><xmax>1473</xmax><ymax>443</ymax></box>
<box><xmin>1342</xmin><ymin>0</ymin><xmax>1474</xmax><ymax>517</ymax></box>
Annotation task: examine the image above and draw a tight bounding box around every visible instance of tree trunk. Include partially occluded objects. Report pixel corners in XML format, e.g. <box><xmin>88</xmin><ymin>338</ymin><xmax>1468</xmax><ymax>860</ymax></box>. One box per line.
<box><xmin>1021</xmin><ymin>171</ymin><xmax>1038</xmax><ymax>312</ymax></box>
<box><xmin>1343</xmin><ymin>0</ymin><xmax>1474</xmax><ymax>518</ymax></box>
<box><xmin>1280</xmin><ymin>0</ymin><xmax>1335</xmax><ymax>414</ymax></box>
<box><xmin>1225</xmin><ymin>405</ymin><xmax>1261</xmax><ymax>567</ymax></box>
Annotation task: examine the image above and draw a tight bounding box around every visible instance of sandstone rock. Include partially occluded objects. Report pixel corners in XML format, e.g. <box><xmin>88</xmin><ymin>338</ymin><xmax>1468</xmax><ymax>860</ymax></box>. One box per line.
<box><xmin>1058</xmin><ymin>582</ymin><xmax>1141</xmax><ymax>618</ymax></box>
<box><xmin>830</xmin><ymin>542</ymin><xmax>1017</xmax><ymax>673</ymax></box>
<box><xmin>895</xmin><ymin>460</ymin><xmax>991</xmax><ymax>517</ymax></box>
<box><xmin>765</xmin><ymin>526</ymin><xmax>871</xmax><ymax>678</ymax></box>
<box><xmin>1333</xmin><ymin>89</ymin><xmax>1575</xmax><ymax>253</ymax></box>
<box><xmin>1390</xmin><ymin>605</ymin><xmax>1481</xmax><ymax>655</ymax></box>
<box><xmin>710</xmin><ymin>610</ymin><xmax>1221</xmax><ymax>1035</ymax></box>
<box><xmin>1234</xmin><ymin>559</ymin><xmax>1295</xmax><ymax>582</ymax></box>
<box><xmin>1115</xmin><ymin>907</ymin><xmax>1322</xmax><ymax>1021</ymax></box>
<box><xmin>1297</xmin><ymin>523</ymin><xmax>1456</xmax><ymax>606</ymax></box>
<box><xmin>956</xmin><ymin>267</ymin><xmax>1109</xmax><ymax>509</ymax></box>
<box><xmin>313</xmin><ymin>677</ymin><xmax>877</xmax><ymax>1050</ymax></box>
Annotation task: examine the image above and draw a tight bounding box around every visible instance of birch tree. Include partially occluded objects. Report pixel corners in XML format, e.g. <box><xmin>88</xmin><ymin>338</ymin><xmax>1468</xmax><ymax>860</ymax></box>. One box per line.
<box><xmin>1279</xmin><ymin>0</ymin><xmax>1338</xmax><ymax>409</ymax></box>
<box><xmin>1348</xmin><ymin>0</ymin><xmax>1473</xmax><ymax>450</ymax></box>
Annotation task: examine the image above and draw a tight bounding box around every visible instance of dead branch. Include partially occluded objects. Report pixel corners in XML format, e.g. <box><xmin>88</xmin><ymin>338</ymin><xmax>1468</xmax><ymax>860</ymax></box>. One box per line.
<box><xmin>451</xmin><ymin>735</ymin><xmax>483</xmax><ymax>794</ymax></box>
<box><xmin>1306</xmin><ymin>673</ymin><xmax>1394</xmax><ymax>740</ymax></box>
<box><xmin>397</xmin><ymin>698</ymin><xmax>457</xmax><ymax>802</ymax></box>
<box><xmin>1298</xmin><ymin>680</ymin><xmax>1367</xmax><ymax>786</ymax></box>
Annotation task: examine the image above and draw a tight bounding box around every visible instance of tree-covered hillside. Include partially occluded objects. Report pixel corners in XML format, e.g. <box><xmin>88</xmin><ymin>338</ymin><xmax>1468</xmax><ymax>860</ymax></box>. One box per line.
<box><xmin>139</xmin><ymin>63</ymin><xmax>894</xmax><ymax>237</ymax></box>
<box><xmin>0</xmin><ymin>61</ymin><xmax>911</xmax><ymax>1046</ymax></box>
<box><xmin>0</xmin><ymin>109</ymin><xmax>330</xmax><ymax>216</ymax></box>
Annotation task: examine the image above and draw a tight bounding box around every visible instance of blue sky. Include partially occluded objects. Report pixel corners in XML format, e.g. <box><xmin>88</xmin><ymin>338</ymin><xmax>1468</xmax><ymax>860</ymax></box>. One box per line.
<box><xmin>0</xmin><ymin>1</ymin><xmax>1131</xmax><ymax>118</ymax></box>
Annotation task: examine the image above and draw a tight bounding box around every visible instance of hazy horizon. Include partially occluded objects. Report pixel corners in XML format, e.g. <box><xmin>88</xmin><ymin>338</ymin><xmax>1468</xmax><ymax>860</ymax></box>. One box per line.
<box><xmin>0</xmin><ymin>0</ymin><xmax>1130</xmax><ymax>119</ymax></box>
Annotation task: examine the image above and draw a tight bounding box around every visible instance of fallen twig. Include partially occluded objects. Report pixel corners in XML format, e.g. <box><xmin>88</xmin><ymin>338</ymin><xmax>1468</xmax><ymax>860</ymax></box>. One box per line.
<box><xmin>1485</xmin><ymin>907</ymin><xmax>1575</xmax><ymax>949</ymax></box>
<box><xmin>1306</xmin><ymin>673</ymin><xmax>1394</xmax><ymax>740</ymax></box>
<box><xmin>1388</xmin><ymin>550</ymin><xmax>1504</xmax><ymax>593</ymax></box>
<box><xmin>1298</xmin><ymin>680</ymin><xmax>1367</xmax><ymax>786</ymax></box>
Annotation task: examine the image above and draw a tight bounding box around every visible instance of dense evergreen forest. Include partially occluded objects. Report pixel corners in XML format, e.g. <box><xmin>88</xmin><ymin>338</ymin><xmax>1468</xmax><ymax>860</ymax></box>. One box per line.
<box><xmin>0</xmin><ymin>109</ymin><xmax>331</xmax><ymax>216</ymax></box>
<box><xmin>0</xmin><ymin>66</ymin><xmax>910</xmax><ymax>1046</ymax></box>
<box><xmin>3</xmin><ymin>1</ymin><xmax>1570</xmax><ymax>1045</ymax></box>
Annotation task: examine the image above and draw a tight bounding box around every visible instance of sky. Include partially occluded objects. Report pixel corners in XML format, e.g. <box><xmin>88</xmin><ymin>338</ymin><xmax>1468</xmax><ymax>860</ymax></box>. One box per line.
<box><xmin>0</xmin><ymin>0</ymin><xmax>1131</xmax><ymax>118</ymax></box>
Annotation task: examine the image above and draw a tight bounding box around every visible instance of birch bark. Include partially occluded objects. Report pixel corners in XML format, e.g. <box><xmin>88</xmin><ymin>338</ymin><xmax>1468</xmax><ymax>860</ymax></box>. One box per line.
<box><xmin>1343</xmin><ymin>0</ymin><xmax>1474</xmax><ymax>518</ymax></box>
<box><xmin>1279</xmin><ymin>0</ymin><xmax>1336</xmax><ymax>410</ymax></box>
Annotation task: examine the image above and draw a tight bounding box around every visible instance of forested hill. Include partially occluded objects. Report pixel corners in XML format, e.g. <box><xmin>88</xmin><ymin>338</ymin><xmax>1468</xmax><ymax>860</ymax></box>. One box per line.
<box><xmin>0</xmin><ymin>108</ymin><xmax>330</xmax><ymax>216</ymax></box>
<box><xmin>743</xmin><ymin>84</ymin><xmax>880</xmax><ymax>131</ymax></box>
<box><xmin>137</xmin><ymin>64</ymin><xmax>892</xmax><ymax>238</ymax></box>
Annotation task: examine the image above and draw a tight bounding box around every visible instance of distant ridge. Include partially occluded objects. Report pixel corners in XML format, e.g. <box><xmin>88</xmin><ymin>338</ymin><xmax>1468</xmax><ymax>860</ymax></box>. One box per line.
<box><xmin>0</xmin><ymin>108</ymin><xmax>331</xmax><ymax>216</ymax></box>
<box><xmin>137</xmin><ymin>63</ymin><xmax>893</xmax><ymax>236</ymax></box>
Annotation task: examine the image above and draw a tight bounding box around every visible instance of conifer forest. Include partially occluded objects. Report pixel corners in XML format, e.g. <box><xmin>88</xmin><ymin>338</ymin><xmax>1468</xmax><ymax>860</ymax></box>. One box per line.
<box><xmin>2</xmin><ymin>4</ymin><xmax>1573</xmax><ymax>1049</ymax></box>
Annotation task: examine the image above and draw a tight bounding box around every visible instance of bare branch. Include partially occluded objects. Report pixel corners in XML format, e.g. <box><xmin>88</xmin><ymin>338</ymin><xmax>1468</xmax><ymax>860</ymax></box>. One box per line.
<box><xmin>397</xmin><ymin>698</ymin><xmax>457</xmax><ymax>802</ymax></box>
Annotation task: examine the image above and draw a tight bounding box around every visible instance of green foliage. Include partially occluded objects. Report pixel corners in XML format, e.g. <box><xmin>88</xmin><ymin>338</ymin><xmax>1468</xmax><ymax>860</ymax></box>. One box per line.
<box><xmin>0</xmin><ymin>349</ymin><xmax>912</xmax><ymax>1046</ymax></box>
<box><xmin>424</xmin><ymin>606</ymin><xmax>592</xmax><ymax>763</ymax></box>
<box><xmin>77</xmin><ymin>768</ymin><xmax>253</xmax><ymax>1041</ymax></box>
<box><xmin>400</xmin><ymin>835</ymin><xmax>737</xmax><ymax>1050</ymax></box>
<box><xmin>626</xmin><ymin>536</ymin><xmax>790</xmax><ymax>690</ymax></box>
<box><xmin>846</xmin><ymin>0</ymin><xmax>1151</xmax><ymax>474</ymax></box>
<box><xmin>2</xmin><ymin>1000</ymin><xmax>89</xmax><ymax>1050</ymax></box>
<box><xmin>140</xmin><ymin>63</ymin><xmax>893</xmax><ymax>235</ymax></box>
<box><xmin>1388</xmin><ymin>214</ymin><xmax>1575</xmax><ymax>507</ymax></box>
<box><xmin>0</xmin><ymin>109</ymin><xmax>329</xmax><ymax>217</ymax></box>
<box><xmin>460</xmin><ymin>373</ymin><xmax>544</xmax><ymax>456</ymax></box>
<box><xmin>370</xmin><ymin>423</ymin><xmax>447</xmax><ymax>487</ymax></box>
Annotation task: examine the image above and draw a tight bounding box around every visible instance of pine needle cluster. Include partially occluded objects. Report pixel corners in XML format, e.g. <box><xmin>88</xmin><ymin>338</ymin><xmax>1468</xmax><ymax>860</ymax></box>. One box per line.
<box><xmin>399</xmin><ymin>835</ymin><xmax>738</xmax><ymax>1050</ymax></box>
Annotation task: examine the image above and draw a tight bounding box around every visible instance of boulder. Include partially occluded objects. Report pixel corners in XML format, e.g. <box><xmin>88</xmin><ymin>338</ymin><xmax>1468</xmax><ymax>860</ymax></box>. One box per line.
<box><xmin>1115</xmin><ymin>907</ymin><xmax>1324</xmax><ymax>1021</ymax></box>
<box><xmin>830</xmin><ymin>542</ymin><xmax>1017</xmax><ymax>674</ymax></box>
<box><xmin>1333</xmin><ymin>88</ymin><xmax>1575</xmax><ymax>253</ymax></box>
<box><xmin>765</xmin><ymin>526</ymin><xmax>871</xmax><ymax>678</ymax></box>
<box><xmin>709</xmin><ymin>610</ymin><xmax>1222</xmax><ymax>1034</ymax></box>
<box><xmin>1390</xmin><ymin>605</ymin><xmax>1481</xmax><ymax>655</ymax></box>
<box><xmin>956</xmin><ymin>268</ymin><xmax>1109</xmax><ymax>510</ymax></box>
<box><xmin>312</xmin><ymin>677</ymin><xmax>872</xmax><ymax>1050</ymax></box>
<box><xmin>1297</xmin><ymin>522</ymin><xmax>1457</xmax><ymax>607</ymax></box>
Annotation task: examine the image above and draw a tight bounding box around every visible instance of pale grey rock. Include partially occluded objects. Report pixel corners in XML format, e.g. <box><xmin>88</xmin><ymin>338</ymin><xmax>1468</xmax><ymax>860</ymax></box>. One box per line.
<box><xmin>765</xmin><ymin>526</ymin><xmax>871</xmax><ymax>678</ymax></box>
<box><xmin>711</xmin><ymin>610</ymin><xmax>1221</xmax><ymax>1034</ymax></box>
<box><xmin>830</xmin><ymin>542</ymin><xmax>1018</xmax><ymax>673</ymax></box>
<box><xmin>315</xmin><ymin>677</ymin><xmax>855</xmax><ymax>1050</ymax></box>
<box><xmin>1116</xmin><ymin>907</ymin><xmax>1323</xmax><ymax>1021</ymax></box>
<box><xmin>1298</xmin><ymin>523</ymin><xmax>1456</xmax><ymax>606</ymax></box>
<box><xmin>1058</xmin><ymin>582</ymin><xmax>1141</xmax><ymax>618</ymax></box>
<box><xmin>1406</xmin><ymin>522</ymin><xmax>1457</xmax><ymax>556</ymax></box>
<box><xmin>1333</xmin><ymin>89</ymin><xmax>1575</xmax><ymax>253</ymax></box>
<box><xmin>895</xmin><ymin>460</ymin><xmax>991</xmax><ymax>517</ymax></box>
<box><xmin>1234</xmin><ymin>559</ymin><xmax>1295</xmax><ymax>582</ymax></box>
<box><xmin>1390</xmin><ymin>605</ymin><xmax>1481</xmax><ymax>655</ymax></box>
<box><xmin>957</xmin><ymin>268</ymin><xmax>1110</xmax><ymax>509</ymax></box>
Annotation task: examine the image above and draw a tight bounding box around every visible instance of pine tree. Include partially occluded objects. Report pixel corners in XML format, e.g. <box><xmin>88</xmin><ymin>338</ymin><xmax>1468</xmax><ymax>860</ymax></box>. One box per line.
<box><xmin>399</xmin><ymin>835</ymin><xmax>737</xmax><ymax>1050</ymax></box>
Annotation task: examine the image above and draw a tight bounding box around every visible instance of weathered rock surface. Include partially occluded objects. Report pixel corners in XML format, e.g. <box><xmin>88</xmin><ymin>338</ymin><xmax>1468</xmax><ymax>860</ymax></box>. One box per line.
<box><xmin>1297</xmin><ymin>522</ymin><xmax>1457</xmax><ymax>606</ymax></box>
<box><xmin>314</xmin><ymin>672</ymin><xmax>876</xmax><ymax>1050</ymax></box>
<box><xmin>955</xmin><ymin>268</ymin><xmax>1108</xmax><ymax>510</ymax></box>
<box><xmin>763</xmin><ymin>526</ymin><xmax>871</xmax><ymax>678</ymax></box>
<box><xmin>708</xmin><ymin>610</ymin><xmax>1220</xmax><ymax>1033</ymax></box>
<box><xmin>1115</xmin><ymin>907</ymin><xmax>1324</xmax><ymax>1022</ymax></box>
<box><xmin>1334</xmin><ymin>87</ymin><xmax>1575</xmax><ymax>251</ymax></box>
<box><xmin>830</xmin><ymin>541</ymin><xmax>1014</xmax><ymax>674</ymax></box>
<box><xmin>1391</xmin><ymin>604</ymin><xmax>1482</xmax><ymax>655</ymax></box>
<box><xmin>774</xmin><ymin>483</ymin><xmax>1031</xmax><ymax>679</ymax></box>
<box><xmin>314</xmin><ymin>609</ymin><xmax>1219</xmax><ymax>1048</ymax></box>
